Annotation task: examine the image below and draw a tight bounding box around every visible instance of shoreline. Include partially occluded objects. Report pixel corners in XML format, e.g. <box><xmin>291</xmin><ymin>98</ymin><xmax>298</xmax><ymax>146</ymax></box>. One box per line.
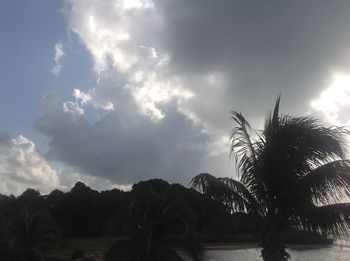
<box><xmin>203</xmin><ymin>243</ymin><xmax>341</xmax><ymax>251</ymax></box>
<box><xmin>204</xmin><ymin>243</ymin><xmax>258</xmax><ymax>250</ymax></box>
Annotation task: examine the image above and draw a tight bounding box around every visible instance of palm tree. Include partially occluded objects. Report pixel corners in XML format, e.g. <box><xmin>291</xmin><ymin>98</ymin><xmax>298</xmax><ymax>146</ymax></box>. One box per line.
<box><xmin>0</xmin><ymin>196</ymin><xmax>58</xmax><ymax>261</ymax></box>
<box><xmin>105</xmin><ymin>188</ymin><xmax>203</xmax><ymax>261</ymax></box>
<box><xmin>191</xmin><ymin>97</ymin><xmax>350</xmax><ymax>261</ymax></box>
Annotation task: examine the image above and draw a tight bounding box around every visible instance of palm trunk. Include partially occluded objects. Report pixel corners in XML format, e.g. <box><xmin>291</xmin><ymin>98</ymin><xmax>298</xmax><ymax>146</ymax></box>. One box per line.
<box><xmin>261</xmin><ymin>233</ymin><xmax>290</xmax><ymax>261</ymax></box>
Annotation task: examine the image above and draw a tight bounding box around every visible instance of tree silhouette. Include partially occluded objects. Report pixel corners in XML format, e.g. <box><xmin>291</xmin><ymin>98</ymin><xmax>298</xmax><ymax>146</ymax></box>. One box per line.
<box><xmin>105</xmin><ymin>187</ymin><xmax>202</xmax><ymax>261</ymax></box>
<box><xmin>0</xmin><ymin>193</ymin><xmax>58</xmax><ymax>261</ymax></box>
<box><xmin>191</xmin><ymin>97</ymin><xmax>350</xmax><ymax>261</ymax></box>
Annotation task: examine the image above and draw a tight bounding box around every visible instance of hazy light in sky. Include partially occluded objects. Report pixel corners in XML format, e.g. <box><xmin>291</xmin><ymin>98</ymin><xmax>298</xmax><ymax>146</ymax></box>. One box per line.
<box><xmin>311</xmin><ymin>74</ymin><xmax>350</xmax><ymax>126</ymax></box>
<box><xmin>121</xmin><ymin>0</ymin><xmax>154</xmax><ymax>10</ymax></box>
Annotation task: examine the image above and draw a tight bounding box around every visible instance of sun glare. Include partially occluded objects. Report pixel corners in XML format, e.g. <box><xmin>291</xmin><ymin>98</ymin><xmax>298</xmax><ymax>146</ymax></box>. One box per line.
<box><xmin>311</xmin><ymin>74</ymin><xmax>350</xmax><ymax>126</ymax></box>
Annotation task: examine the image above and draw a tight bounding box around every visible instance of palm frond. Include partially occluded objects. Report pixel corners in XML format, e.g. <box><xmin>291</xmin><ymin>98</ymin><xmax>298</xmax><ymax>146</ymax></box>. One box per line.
<box><xmin>298</xmin><ymin>160</ymin><xmax>350</xmax><ymax>205</ymax></box>
<box><xmin>272</xmin><ymin>95</ymin><xmax>281</xmax><ymax>124</ymax></box>
<box><xmin>294</xmin><ymin>203</ymin><xmax>350</xmax><ymax>238</ymax></box>
<box><xmin>190</xmin><ymin>173</ymin><xmax>218</xmax><ymax>195</ymax></box>
<box><xmin>230</xmin><ymin>112</ymin><xmax>256</xmax><ymax>168</ymax></box>
<box><xmin>255</xmin><ymin>116</ymin><xmax>349</xmax><ymax>203</ymax></box>
<box><xmin>264</xmin><ymin>95</ymin><xmax>281</xmax><ymax>128</ymax></box>
<box><xmin>264</xmin><ymin>116</ymin><xmax>348</xmax><ymax>173</ymax></box>
<box><xmin>230</xmin><ymin>112</ymin><xmax>267</xmax><ymax>204</ymax></box>
<box><xmin>218</xmin><ymin>177</ymin><xmax>261</xmax><ymax>214</ymax></box>
<box><xmin>190</xmin><ymin>173</ymin><xmax>256</xmax><ymax>213</ymax></box>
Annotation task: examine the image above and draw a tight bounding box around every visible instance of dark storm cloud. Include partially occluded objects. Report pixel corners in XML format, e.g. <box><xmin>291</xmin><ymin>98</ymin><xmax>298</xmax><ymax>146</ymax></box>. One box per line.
<box><xmin>156</xmin><ymin>0</ymin><xmax>350</xmax><ymax>125</ymax></box>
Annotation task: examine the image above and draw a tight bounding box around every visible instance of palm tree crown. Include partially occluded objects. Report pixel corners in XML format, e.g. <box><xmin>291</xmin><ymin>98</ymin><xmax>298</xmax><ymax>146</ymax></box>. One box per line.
<box><xmin>191</xmin><ymin>97</ymin><xmax>350</xmax><ymax>261</ymax></box>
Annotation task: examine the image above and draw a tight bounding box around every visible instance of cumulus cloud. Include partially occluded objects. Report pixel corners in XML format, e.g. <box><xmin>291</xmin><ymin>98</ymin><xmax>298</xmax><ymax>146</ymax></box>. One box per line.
<box><xmin>51</xmin><ymin>42</ymin><xmax>65</xmax><ymax>76</ymax></box>
<box><xmin>0</xmin><ymin>132</ymin><xmax>60</xmax><ymax>195</ymax></box>
<box><xmin>64</xmin><ymin>0</ymin><xmax>196</xmax><ymax>122</ymax></box>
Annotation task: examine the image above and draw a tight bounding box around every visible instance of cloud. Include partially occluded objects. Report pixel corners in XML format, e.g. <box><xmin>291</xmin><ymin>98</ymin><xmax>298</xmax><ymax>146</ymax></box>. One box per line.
<box><xmin>64</xmin><ymin>0</ymin><xmax>194</xmax><ymax>122</ymax></box>
<box><xmin>64</xmin><ymin>0</ymin><xmax>350</xmax><ymax>129</ymax></box>
<box><xmin>0</xmin><ymin>128</ymin><xmax>124</xmax><ymax>195</ymax></box>
<box><xmin>37</xmin><ymin>93</ymin><xmax>231</xmax><ymax>185</ymax></box>
<box><xmin>51</xmin><ymin>42</ymin><xmax>65</xmax><ymax>75</ymax></box>
<box><xmin>0</xmin><ymin>132</ymin><xmax>60</xmax><ymax>195</ymax></box>
<box><xmin>57</xmin><ymin>167</ymin><xmax>132</xmax><ymax>192</ymax></box>
<box><xmin>62</xmin><ymin>88</ymin><xmax>115</xmax><ymax>115</ymax></box>
<box><xmin>154</xmin><ymin>0</ymin><xmax>350</xmax><ymax>126</ymax></box>
<box><xmin>39</xmin><ymin>0</ymin><xmax>350</xmax><ymax>187</ymax></box>
<box><xmin>311</xmin><ymin>74</ymin><xmax>350</xmax><ymax>126</ymax></box>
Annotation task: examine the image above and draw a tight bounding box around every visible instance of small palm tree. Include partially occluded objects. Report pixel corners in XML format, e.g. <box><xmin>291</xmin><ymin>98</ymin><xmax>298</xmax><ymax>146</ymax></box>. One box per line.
<box><xmin>105</xmin><ymin>188</ymin><xmax>203</xmax><ymax>261</ymax></box>
<box><xmin>191</xmin><ymin>97</ymin><xmax>350</xmax><ymax>261</ymax></box>
<box><xmin>0</xmin><ymin>197</ymin><xmax>58</xmax><ymax>261</ymax></box>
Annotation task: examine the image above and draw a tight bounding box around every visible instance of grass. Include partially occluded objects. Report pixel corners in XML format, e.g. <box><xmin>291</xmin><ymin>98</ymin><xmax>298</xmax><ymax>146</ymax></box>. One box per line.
<box><xmin>47</xmin><ymin>237</ymin><xmax>116</xmax><ymax>260</ymax></box>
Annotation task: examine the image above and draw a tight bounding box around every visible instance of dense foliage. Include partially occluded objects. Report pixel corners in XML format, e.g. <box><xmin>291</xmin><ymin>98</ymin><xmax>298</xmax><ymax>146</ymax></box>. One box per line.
<box><xmin>0</xmin><ymin>177</ymin><xmax>338</xmax><ymax>260</ymax></box>
<box><xmin>0</xmin><ymin>179</ymin><xmax>255</xmax><ymax>260</ymax></box>
<box><xmin>0</xmin><ymin>190</ymin><xmax>58</xmax><ymax>260</ymax></box>
<box><xmin>105</xmin><ymin>187</ymin><xmax>203</xmax><ymax>261</ymax></box>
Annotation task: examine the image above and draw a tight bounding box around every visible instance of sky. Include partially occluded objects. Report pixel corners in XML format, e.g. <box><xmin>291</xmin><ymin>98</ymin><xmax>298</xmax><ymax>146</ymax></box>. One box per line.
<box><xmin>2</xmin><ymin>0</ymin><xmax>350</xmax><ymax>195</ymax></box>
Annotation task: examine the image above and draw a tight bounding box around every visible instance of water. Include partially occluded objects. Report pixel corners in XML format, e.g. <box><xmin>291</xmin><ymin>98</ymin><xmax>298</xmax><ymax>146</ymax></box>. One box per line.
<box><xmin>203</xmin><ymin>244</ymin><xmax>350</xmax><ymax>261</ymax></box>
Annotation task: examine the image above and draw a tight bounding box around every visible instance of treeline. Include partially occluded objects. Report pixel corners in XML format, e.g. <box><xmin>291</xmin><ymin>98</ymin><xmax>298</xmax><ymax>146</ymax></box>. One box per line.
<box><xmin>0</xmin><ymin>179</ymin><xmax>258</xmax><ymax>260</ymax></box>
<box><xmin>0</xmin><ymin>178</ymin><xmax>332</xmax><ymax>260</ymax></box>
<box><xmin>10</xmin><ymin>179</ymin><xmax>257</xmax><ymax>238</ymax></box>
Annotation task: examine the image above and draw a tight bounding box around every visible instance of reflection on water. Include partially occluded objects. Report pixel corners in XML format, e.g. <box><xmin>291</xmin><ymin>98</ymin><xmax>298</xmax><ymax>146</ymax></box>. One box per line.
<box><xmin>204</xmin><ymin>244</ymin><xmax>350</xmax><ymax>261</ymax></box>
